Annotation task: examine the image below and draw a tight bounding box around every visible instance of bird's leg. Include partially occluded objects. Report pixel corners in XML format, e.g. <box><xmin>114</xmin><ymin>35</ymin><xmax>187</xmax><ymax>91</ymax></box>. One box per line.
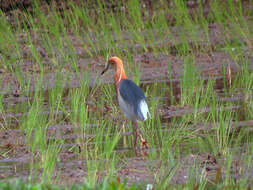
<box><xmin>133</xmin><ymin>121</ymin><xmax>148</xmax><ymax>151</ymax></box>
<box><xmin>138</xmin><ymin>130</ymin><xmax>148</xmax><ymax>150</ymax></box>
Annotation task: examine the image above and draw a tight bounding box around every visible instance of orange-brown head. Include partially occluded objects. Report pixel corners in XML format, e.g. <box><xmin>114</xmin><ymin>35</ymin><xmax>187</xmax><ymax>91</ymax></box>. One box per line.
<box><xmin>101</xmin><ymin>56</ymin><xmax>127</xmax><ymax>89</ymax></box>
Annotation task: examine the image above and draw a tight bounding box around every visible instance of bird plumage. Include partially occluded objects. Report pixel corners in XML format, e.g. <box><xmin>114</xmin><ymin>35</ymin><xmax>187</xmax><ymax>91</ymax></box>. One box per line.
<box><xmin>119</xmin><ymin>79</ymin><xmax>149</xmax><ymax>121</ymax></box>
<box><xmin>101</xmin><ymin>56</ymin><xmax>150</xmax><ymax>152</ymax></box>
<box><xmin>138</xmin><ymin>99</ymin><xmax>150</xmax><ymax>121</ymax></box>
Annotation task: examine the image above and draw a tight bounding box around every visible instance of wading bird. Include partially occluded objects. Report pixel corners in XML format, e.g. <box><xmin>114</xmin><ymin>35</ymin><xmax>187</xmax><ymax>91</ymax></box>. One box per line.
<box><xmin>101</xmin><ymin>56</ymin><xmax>150</xmax><ymax>152</ymax></box>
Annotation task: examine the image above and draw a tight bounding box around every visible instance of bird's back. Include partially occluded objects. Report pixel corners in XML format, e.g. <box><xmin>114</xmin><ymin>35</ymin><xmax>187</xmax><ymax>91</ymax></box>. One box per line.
<box><xmin>118</xmin><ymin>79</ymin><xmax>150</xmax><ymax>121</ymax></box>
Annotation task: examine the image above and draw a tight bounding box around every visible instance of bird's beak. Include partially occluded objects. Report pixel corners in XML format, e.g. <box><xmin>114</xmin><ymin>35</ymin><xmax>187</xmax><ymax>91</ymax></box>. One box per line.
<box><xmin>101</xmin><ymin>63</ymin><xmax>110</xmax><ymax>75</ymax></box>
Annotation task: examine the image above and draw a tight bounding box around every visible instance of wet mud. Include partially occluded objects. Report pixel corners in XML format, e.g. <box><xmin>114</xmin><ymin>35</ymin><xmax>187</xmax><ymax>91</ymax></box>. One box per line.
<box><xmin>1</xmin><ymin>7</ymin><xmax>253</xmax><ymax>186</ymax></box>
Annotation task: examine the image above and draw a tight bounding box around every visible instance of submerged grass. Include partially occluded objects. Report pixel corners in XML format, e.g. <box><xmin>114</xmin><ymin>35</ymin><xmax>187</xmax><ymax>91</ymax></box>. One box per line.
<box><xmin>0</xmin><ymin>0</ymin><xmax>253</xmax><ymax>189</ymax></box>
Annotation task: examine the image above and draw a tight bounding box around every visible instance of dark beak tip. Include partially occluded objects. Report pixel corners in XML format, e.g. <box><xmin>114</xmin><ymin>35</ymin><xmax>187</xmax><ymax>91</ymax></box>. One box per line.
<box><xmin>101</xmin><ymin>71</ymin><xmax>105</xmax><ymax>75</ymax></box>
<box><xmin>101</xmin><ymin>63</ymin><xmax>109</xmax><ymax>76</ymax></box>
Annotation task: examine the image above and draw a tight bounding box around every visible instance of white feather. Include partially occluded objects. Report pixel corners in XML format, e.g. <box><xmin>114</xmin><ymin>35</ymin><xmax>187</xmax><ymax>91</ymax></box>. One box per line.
<box><xmin>138</xmin><ymin>100</ymin><xmax>150</xmax><ymax>121</ymax></box>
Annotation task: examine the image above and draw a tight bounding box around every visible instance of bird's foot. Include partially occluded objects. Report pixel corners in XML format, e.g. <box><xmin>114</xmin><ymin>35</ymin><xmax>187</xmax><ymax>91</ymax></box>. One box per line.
<box><xmin>140</xmin><ymin>137</ymin><xmax>148</xmax><ymax>149</ymax></box>
<box><xmin>133</xmin><ymin>127</ymin><xmax>148</xmax><ymax>156</ymax></box>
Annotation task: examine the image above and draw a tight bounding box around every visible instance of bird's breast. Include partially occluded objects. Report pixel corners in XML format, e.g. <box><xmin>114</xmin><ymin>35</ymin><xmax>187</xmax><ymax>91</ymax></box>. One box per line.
<box><xmin>117</xmin><ymin>91</ymin><xmax>136</xmax><ymax>120</ymax></box>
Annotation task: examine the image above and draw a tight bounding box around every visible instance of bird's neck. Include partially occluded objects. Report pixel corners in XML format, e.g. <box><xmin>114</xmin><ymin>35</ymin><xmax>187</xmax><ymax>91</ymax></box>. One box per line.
<box><xmin>114</xmin><ymin>65</ymin><xmax>127</xmax><ymax>89</ymax></box>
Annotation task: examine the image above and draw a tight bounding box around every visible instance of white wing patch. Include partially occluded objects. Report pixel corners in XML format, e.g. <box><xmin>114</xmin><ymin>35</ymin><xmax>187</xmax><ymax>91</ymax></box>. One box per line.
<box><xmin>138</xmin><ymin>99</ymin><xmax>150</xmax><ymax>121</ymax></box>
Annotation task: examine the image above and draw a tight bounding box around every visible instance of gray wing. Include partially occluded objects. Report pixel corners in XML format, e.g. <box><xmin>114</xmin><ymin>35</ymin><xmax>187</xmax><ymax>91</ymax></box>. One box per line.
<box><xmin>119</xmin><ymin>79</ymin><xmax>148</xmax><ymax>120</ymax></box>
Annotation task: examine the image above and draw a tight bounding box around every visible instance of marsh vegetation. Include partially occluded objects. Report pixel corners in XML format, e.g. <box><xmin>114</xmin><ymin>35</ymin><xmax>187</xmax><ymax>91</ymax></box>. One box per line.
<box><xmin>0</xmin><ymin>0</ymin><xmax>253</xmax><ymax>189</ymax></box>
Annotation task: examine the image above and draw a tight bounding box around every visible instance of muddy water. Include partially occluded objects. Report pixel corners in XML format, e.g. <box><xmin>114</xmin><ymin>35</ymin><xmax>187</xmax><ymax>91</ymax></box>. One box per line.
<box><xmin>1</xmin><ymin>73</ymin><xmax>253</xmax><ymax>185</ymax></box>
<box><xmin>1</xmin><ymin>20</ymin><xmax>253</xmax><ymax>185</ymax></box>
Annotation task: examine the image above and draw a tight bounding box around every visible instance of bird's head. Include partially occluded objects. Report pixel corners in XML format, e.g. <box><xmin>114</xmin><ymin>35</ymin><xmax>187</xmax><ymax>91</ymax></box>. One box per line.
<box><xmin>101</xmin><ymin>56</ymin><xmax>123</xmax><ymax>75</ymax></box>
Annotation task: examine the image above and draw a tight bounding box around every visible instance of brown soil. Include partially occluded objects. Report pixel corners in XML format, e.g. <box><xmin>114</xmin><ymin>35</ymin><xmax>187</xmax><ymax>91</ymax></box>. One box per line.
<box><xmin>1</xmin><ymin>2</ymin><xmax>253</xmax><ymax>186</ymax></box>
